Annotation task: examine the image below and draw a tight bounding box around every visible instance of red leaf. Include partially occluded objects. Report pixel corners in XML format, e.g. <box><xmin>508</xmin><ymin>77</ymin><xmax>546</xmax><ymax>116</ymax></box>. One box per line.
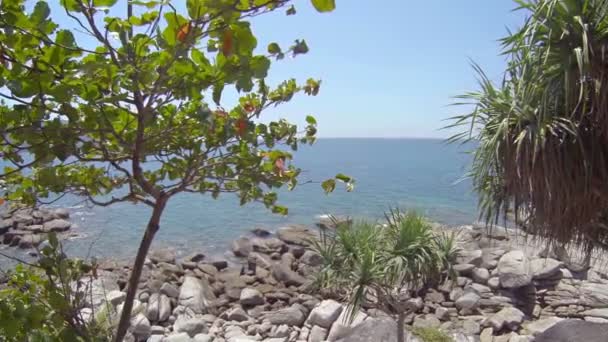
<box><xmin>177</xmin><ymin>22</ymin><xmax>192</xmax><ymax>43</ymax></box>
<box><xmin>222</xmin><ymin>30</ymin><xmax>233</xmax><ymax>56</ymax></box>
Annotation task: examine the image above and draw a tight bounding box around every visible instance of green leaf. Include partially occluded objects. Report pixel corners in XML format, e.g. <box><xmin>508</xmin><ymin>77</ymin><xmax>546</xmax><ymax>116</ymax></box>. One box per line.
<box><xmin>322</xmin><ymin>179</ymin><xmax>336</xmax><ymax>193</ymax></box>
<box><xmin>335</xmin><ymin>173</ymin><xmax>351</xmax><ymax>183</ymax></box>
<box><xmin>305</xmin><ymin>115</ymin><xmax>317</xmax><ymax>125</ymax></box>
<box><xmin>310</xmin><ymin>0</ymin><xmax>336</xmax><ymax>12</ymax></box>
<box><xmin>251</xmin><ymin>56</ymin><xmax>270</xmax><ymax>79</ymax></box>
<box><xmin>56</xmin><ymin>30</ymin><xmax>76</xmax><ymax>47</ymax></box>
<box><xmin>272</xmin><ymin>205</ymin><xmax>288</xmax><ymax>215</ymax></box>
<box><xmin>31</xmin><ymin>2</ymin><xmax>51</xmax><ymax>23</ymax></box>
<box><xmin>93</xmin><ymin>0</ymin><xmax>118</xmax><ymax>6</ymax></box>
<box><xmin>213</xmin><ymin>82</ymin><xmax>224</xmax><ymax>105</ymax></box>
<box><xmin>186</xmin><ymin>0</ymin><xmax>204</xmax><ymax>19</ymax></box>
<box><xmin>268</xmin><ymin>42</ymin><xmax>281</xmax><ymax>54</ymax></box>
<box><xmin>48</xmin><ymin>233</ymin><xmax>58</xmax><ymax>249</ymax></box>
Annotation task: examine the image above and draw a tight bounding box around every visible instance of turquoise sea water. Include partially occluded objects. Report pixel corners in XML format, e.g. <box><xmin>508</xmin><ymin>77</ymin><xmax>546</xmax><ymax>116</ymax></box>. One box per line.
<box><xmin>1</xmin><ymin>138</ymin><xmax>478</xmax><ymax>262</ymax></box>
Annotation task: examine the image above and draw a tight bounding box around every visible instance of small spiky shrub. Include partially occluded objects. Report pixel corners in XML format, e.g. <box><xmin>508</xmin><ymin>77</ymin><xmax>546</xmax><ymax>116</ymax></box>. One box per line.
<box><xmin>314</xmin><ymin>210</ymin><xmax>457</xmax><ymax>342</ymax></box>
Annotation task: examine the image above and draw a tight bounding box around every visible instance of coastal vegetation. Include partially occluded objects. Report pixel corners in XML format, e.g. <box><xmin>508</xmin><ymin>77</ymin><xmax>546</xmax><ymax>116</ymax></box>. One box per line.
<box><xmin>0</xmin><ymin>0</ymin><xmax>349</xmax><ymax>340</ymax></box>
<box><xmin>449</xmin><ymin>0</ymin><xmax>608</xmax><ymax>255</ymax></box>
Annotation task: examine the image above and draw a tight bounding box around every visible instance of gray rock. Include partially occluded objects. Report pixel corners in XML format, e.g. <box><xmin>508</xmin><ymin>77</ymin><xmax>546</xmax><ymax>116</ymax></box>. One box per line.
<box><xmin>276</xmin><ymin>225</ymin><xmax>317</xmax><ymax>246</ymax></box>
<box><xmin>161</xmin><ymin>283</ymin><xmax>180</xmax><ymax>298</ymax></box>
<box><xmin>178</xmin><ymin>276</ymin><xmax>216</xmax><ymax>314</ymax></box>
<box><xmin>240</xmin><ymin>288</ymin><xmax>264</xmax><ymax>306</ymax></box>
<box><xmin>523</xmin><ymin>317</ymin><xmax>563</xmax><ymax>336</ymax></box>
<box><xmin>231</xmin><ymin>237</ymin><xmax>253</xmax><ymax>257</ymax></box>
<box><xmin>497</xmin><ymin>250</ymin><xmax>531</xmax><ymax>288</ymax></box>
<box><xmin>157</xmin><ymin>294</ymin><xmax>172</xmax><ymax>322</ymax></box>
<box><xmin>327</xmin><ymin>309</ymin><xmax>368</xmax><ymax>341</ymax></box>
<box><xmin>300</xmin><ymin>250</ymin><xmax>323</xmax><ymax>266</ymax></box>
<box><xmin>488</xmin><ymin>277</ymin><xmax>500</xmax><ymax>290</ymax></box>
<box><xmin>405</xmin><ymin>297</ymin><xmax>424</xmax><ymax>312</ymax></box>
<box><xmin>251</xmin><ymin>237</ymin><xmax>285</xmax><ymax>254</ymax></box>
<box><xmin>269</xmin><ymin>324</ymin><xmax>290</xmax><ymax>338</ymax></box>
<box><xmin>107</xmin><ymin>290</ymin><xmax>126</xmax><ymax>307</ymax></box>
<box><xmin>131</xmin><ymin>313</ymin><xmax>151</xmax><ymax>339</ymax></box>
<box><xmin>149</xmin><ymin>249</ymin><xmax>176</xmax><ymax>264</ymax></box>
<box><xmin>308</xmin><ymin>300</ymin><xmax>343</xmax><ymax>328</ymax></box>
<box><xmin>53</xmin><ymin>208</ymin><xmax>70</xmax><ymax>219</ymax></box>
<box><xmin>262</xmin><ymin>306</ymin><xmax>306</xmax><ymax>326</ymax></box>
<box><xmin>585</xmin><ymin>317</ymin><xmax>608</xmax><ymax>323</ymax></box>
<box><xmin>23</xmin><ymin>224</ymin><xmax>44</xmax><ymax>233</ymax></box>
<box><xmin>534</xmin><ymin>319</ymin><xmax>608</xmax><ymax>342</ymax></box>
<box><xmin>174</xmin><ymin>315</ymin><xmax>207</xmax><ymax>337</ymax></box>
<box><xmin>457</xmin><ymin>249</ymin><xmax>483</xmax><ymax>266</ymax></box>
<box><xmin>472</xmin><ymin>268</ymin><xmax>490</xmax><ymax>284</ymax></box>
<box><xmin>413</xmin><ymin>314</ymin><xmax>441</xmax><ymax>329</ymax></box>
<box><xmin>529</xmin><ymin>258</ymin><xmax>562</xmax><ymax>280</ymax></box>
<box><xmin>223</xmin><ymin>307</ymin><xmax>249</xmax><ymax>322</ymax></box>
<box><xmin>583</xmin><ymin>308</ymin><xmax>608</xmax><ymax>319</ymax></box>
<box><xmin>271</xmin><ymin>263</ymin><xmax>306</xmax><ymax>286</ymax></box>
<box><xmin>18</xmin><ymin>234</ymin><xmax>43</xmax><ymax>249</ymax></box>
<box><xmin>193</xmin><ymin>333</ymin><xmax>214</xmax><ymax>342</ymax></box>
<box><xmin>248</xmin><ymin>252</ymin><xmax>274</xmax><ymax>270</ymax></box>
<box><xmin>454</xmin><ymin>264</ymin><xmax>475</xmax><ymax>275</ymax></box>
<box><xmin>480</xmin><ymin>327</ymin><xmax>493</xmax><ymax>342</ymax></box>
<box><xmin>164</xmin><ymin>332</ymin><xmax>193</xmax><ymax>342</ymax></box>
<box><xmin>146</xmin><ymin>293</ymin><xmax>161</xmax><ymax>322</ymax></box>
<box><xmin>435</xmin><ymin>307</ymin><xmax>449</xmax><ymax>321</ymax></box>
<box><xmin>484</xmin><ymin>307</ymin><xmax>525</xmax><ymax>331</ymax></box>
<box><xmin>147</xmin><ymin>335</ymin><xmax>164</xmax><ymax>342</ymax></box>
<box><xmin>309</xmin><ymin>325</ymin><xmax>328</xmax><ymax>342</ymax></box>
<box><xmin>42</xmin><ymin>219</ymin><xmax>71</xmax><ymax>232</ymax></box>
<box><xmin>334</xmin><ymin>317</ymin><xmax>416</xmax><ymax>342</ymax></box>
<box><xmin>455</xmin><ymin>292</ymin><xmax>480</xmax><ymax>311</ymax></box>
<box><xmin>150</xmin><ymin>325</ymin><xmax>165</xmax><ymax>335</ymax></box>
<box><xmin>462</xmin><ymin>319</ymin><xmax>481</xmax><ymax>335</ymax></box>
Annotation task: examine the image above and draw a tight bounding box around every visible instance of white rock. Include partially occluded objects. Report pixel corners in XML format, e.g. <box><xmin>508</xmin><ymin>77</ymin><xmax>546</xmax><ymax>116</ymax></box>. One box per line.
<box><xmin>161</xmin><ymin>282</ymin><xmax>181</xmax><ymax>298</ymax></box>
<box><xmin>309</xmin><ymin>325</ymin><xmax>328</xmax><ymax>342</ymax></box>
<box><xmin>307</xmin><ymin>300</ymin><xmax>343</xmax><ymax>329</ymax></box>
<box><xmin>193</xmin><ymin>333</ymin><xmax>214</xmax><ymax>342</ymax></box>
<box><xmin>164</xmin><ymin>332</ymin><xmax>193</xmax><ymax>342</ymax></box>
<box><xmin>523</xmin><ymin>317</ymin><xmax>563</xmax><ymax>336</ymax></box>
<box><xmin>131</xmin><ymin>313</ymin><xmax>151</xmax><ymax>339</ymax></box>
<box><xmin>240</xmin><ymin>288</ymin><xmax>264</xmax><ymax>306</ymax></box>
<box><xmin>107</xmin><ymin>290</ymin><xmax>127</xmax><ymax>307</ymax></box>
<box><xmin>582</xmin><ymin>308</ymin><xmax>608</xmax><ymax>319</ymax></box>
<box><xmin>498</xmin><ymin>251</ymin><xmax>531</xmax><ymax>288</ymax></box>
<box><xmin>269</xmin><ymin>324</ymin><xmax>290</xmax><ymax>338</ymax></box>
<box><xmin>179</xmin><ymin>276</ymin><xmax>216</xmax><ymax>314</ymax></box>
<box><xmin>529</xmin><ymin>258</ymin><xmax>562</xmax><ymax>279</ymax></box>
<box><xmin>174</xmin><ymin>315</ymin><xmax>207</xmax><ymax>337</ymax></box>
<box><xmin>484</xmin><ymin>307</ymin><xmax>525</xmax><ymax>331</ymax></box>
<box><xmin>455</xmin><ymin>292</ymin><xmax>480</xmax><ymax>311</ymax></box>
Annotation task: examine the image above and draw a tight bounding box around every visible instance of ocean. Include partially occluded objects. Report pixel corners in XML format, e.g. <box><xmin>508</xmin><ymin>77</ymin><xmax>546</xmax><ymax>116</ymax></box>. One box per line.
<box><xmin>1</xmin><ymin>138</ymin><xmax>478</xmax><ymax>263</ymax></box>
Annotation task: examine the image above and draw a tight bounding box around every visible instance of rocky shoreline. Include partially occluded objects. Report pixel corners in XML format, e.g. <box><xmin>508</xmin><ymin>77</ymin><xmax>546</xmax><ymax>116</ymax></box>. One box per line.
<box><xmin>65</xmin><ymin>219</ymin><xmax>608</xmax><ymax>342</ymax></box>
<box><xmin>2</xmin><ymin>207</ymin><xmax>608</xmax><ymax>341</ymax></box>
<box><xmin>0</xmin><ymin>206</ymin><xmax>77</xmax><ymax>249</ymax></box>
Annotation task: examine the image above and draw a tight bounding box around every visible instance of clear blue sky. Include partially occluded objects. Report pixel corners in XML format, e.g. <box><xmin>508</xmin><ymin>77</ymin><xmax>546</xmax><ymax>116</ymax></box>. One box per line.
<box><xmin>44</xmin><ymin>1</ymin><xmax>525</xmax><ymax>138</ymax></box>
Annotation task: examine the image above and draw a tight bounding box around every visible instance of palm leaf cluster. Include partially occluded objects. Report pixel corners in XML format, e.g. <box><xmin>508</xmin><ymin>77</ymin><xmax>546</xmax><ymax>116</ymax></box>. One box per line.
<box><xmin>449</xmin><ymin>0</ymin><xmax>608</xmax><ymax>250</ymax></box>
<box><xmin>313</xmin><ymin>210</ymin><xmax>458</xmax><ymax>320</ymax></box>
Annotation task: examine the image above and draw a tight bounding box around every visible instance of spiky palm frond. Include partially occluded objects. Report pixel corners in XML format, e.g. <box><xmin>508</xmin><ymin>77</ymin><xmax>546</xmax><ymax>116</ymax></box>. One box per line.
<box><xmin>313</xmin><ymin>210</ymin><xmax>453</xmax><ymax>323</ymax></box>
<box><xmin>449</xmin><ymin>0</ymin><xmax>608</xmax><ymax>250</ymax></box>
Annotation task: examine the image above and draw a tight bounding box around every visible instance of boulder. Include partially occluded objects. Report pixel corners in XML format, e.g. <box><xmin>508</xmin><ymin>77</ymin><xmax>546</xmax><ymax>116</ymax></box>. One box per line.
<box><xmin>178</xmin><ymin>276</ymin><xmax>216</xmax><ymax>314</ymax></box>
<box><xmin>251</xmin><ymin>237</ymin><xmax>285</xmax><ymax>254</ymax></box>
<box><xmin>497</xmin><ymin>250</ymin><xmax>531</xmax><ymax>288</ymax></box>
<box><xmin>107</xmin><ymin>290</ymin><xmax>127</xmax><ymax>307</ymax></box>
<box><xmin>583</xmin><ymin>308</ymin><xmax>608</xmax><ymax>319</ymax></box>
<box><xmin>276</xmin><ymin>225</ymin><xmax>317</xmax><ymax>246</ymax></box>
<box><xmin>308</xmin><ymin>300</ymin><xmax>343</xmax><ymax>328</ymax></box>
<box><xmin>534</xmin><ymin>319</ymin><xmax>608</xmax><ymax>342</ymax></box>
<box><xmin>161</xmin><ymin>282</ymin><xmax>180</xmax><ymax>298</ymax></box>
<box><xmin>327</xmin><ymin>309</ymin><xmax>368</xmax><ymax>341</ymax></box>
<box><xmin>130</xmin><ymin>313</ymin><xmax>151</xmax><ymax>339</ymax></box>
<box><xmin>300</xmin><ymin>250</ymin><xmax>323</xmax><ymax>266</ymax></box>
<box><xmin>262</xmin><ymin>305</ymin><xmax>307</xmax><ymax>326</ymax></box>
<box><xmin>223</xmin><ymin>307</ymin><xmax>250</xmax><ymax>322</ymax></box>
<box><xmin>454</xmin><ymin>264</ymin><xmax>475</xmax><ymax>275</ymax></box>
<box><xmin>193</xmin><ymin>334</ymin><xmax>214</xmax><ymax>342</ymax></box>
<box><xmin>248</xmin><ymin>252</ymin><xmax>274</xmax><ymax>270</ymax></box>
<box><xmin>231</xmin><ymin>237</ymin><xmax>252</xmax><ymax>257</ymax></box>
<box><xmin>23</xmin><ymin>224</ymin><xmax>44</xmax><ymax>233</ymax></box>
<box><xmin>523</xmin><ymin>317</ymin><xmax>563</xmax><ymax>336</ymax></box>
<box><xmin>146</xmin><ymin>293</ymin><xmax>172</xmax><ymax>322</ymax></box>
<box><xmin>18</xmin><ymin>234</ymin><xmax>43</xmax><ymax>249</ymax></box>
<box><xmin>164</xmin><ymin>332</ymin><xmax>194</xmax><ymax>342</ymax></box>
<box><xmin>240</xmin><ymin>288</ymin><xmax>264</xmax><ymax>306</ymax></box>
<box><xmin>251</xmin><ymin>227</ymin><xmax>272</xmax><ymax>237</ymax></box>
<box><xmin>455</xmin><ymin>292</ymin><xmax>480</xmax><ymax>311</ymax></box>
<box><xmin>405</xmin><ymin>297</ymin><xmax>424</xmax><ymax>312</ymax></box>
<box><xmin>310</xmin><ymin>325</ymin><xmax>329</xmax><ymax>342</ymax></box>
<box><xmin>173</xmin><ymin>315</ymin><xmax>207</xmax><ymax>337</ymax></box>
<box><xmin>529</xmin><ymin>258</ymin><xmax>562</xmax><ymax>280</ymax></box>
<box><xmin>149</xmin><ymin>249</ymin><xmax>176</xmax><ymax>264</ymax></box>
<box><xmin>334</xmin><ymin>317</ymin><xmax>408</xmax><ymax>342</ymax></box>
<box><xmin>53</xmin><ymin>208</ymin><xmax>70</xmax><ymax>219</ymax></box>
<box><xmin>484</xmin><ymin>307</ymin><xmax>525</xmax><ymax>331</ymax></box>
<box><xmin>472</xmin><ymin>268</ymin><xmax>490</xmax><ymax>284</ymax></box>
<box><xmin>42</xmin><ymin>219</ymin><xmax>71</xmax><ymax>232</ymax></box>
<box><xmin>272</xmin><ymin>263</ymin><xmax>306</xmax><ymax>287</ymax></box>
<box><xmin>457</xmin><ymin>249</ymin><xmax>483</xmax><ymax>266</ymax></box>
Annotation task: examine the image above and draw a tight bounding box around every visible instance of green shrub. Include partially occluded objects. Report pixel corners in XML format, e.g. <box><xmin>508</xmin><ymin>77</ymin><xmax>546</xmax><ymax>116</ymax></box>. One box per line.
<box><xmin>0</xmin><ymin>233</ymin><xmax>110</xmax><ymax>341</ymax></box>
<box><xmin>411</xmin><ymin>327</ymin><xmax>453</xmax><ymax>342</ymax></box>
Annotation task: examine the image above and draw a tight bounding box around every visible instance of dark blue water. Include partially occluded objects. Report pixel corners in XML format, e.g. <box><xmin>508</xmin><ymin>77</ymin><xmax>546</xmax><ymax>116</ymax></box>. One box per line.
<box><xmin>2</xmin><ymin>139</ymin><xmax>478</xmax><ymax>261</ymax></box>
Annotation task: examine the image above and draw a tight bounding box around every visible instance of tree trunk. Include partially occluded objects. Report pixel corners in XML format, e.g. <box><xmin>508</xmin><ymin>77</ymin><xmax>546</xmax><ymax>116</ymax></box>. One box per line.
<box><xmin>397</xmin><ymin>311</ymin><xmax>405</xmax><ymax>342</ymax></box>
<box><xmin>114</xmin><ymin>198</ymin><xmax>167</xmax><ymax>342</ymax></box>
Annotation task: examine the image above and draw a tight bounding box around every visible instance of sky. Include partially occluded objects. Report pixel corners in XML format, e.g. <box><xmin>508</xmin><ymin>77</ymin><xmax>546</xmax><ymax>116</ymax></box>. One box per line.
<box><xmin>43</xmin><ymin>0</ymin><xmax>526</xmax><ymax>138</ymax></box>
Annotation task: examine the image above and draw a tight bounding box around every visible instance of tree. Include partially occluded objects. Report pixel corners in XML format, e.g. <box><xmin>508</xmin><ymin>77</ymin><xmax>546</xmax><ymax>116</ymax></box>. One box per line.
<box><xmin>0</xmin><ymin>0</ymin><xmax>352</xmax><ymax>340</ymax></box>
<box><xmin>448</xmin><ymin>0</ymin><xmax>608</xmax><ymax>256</ymax></box>
<box><xmin>313</xmin><ymin>210</ymin><xmax>458</xmax><ymax>342</ymax></box>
